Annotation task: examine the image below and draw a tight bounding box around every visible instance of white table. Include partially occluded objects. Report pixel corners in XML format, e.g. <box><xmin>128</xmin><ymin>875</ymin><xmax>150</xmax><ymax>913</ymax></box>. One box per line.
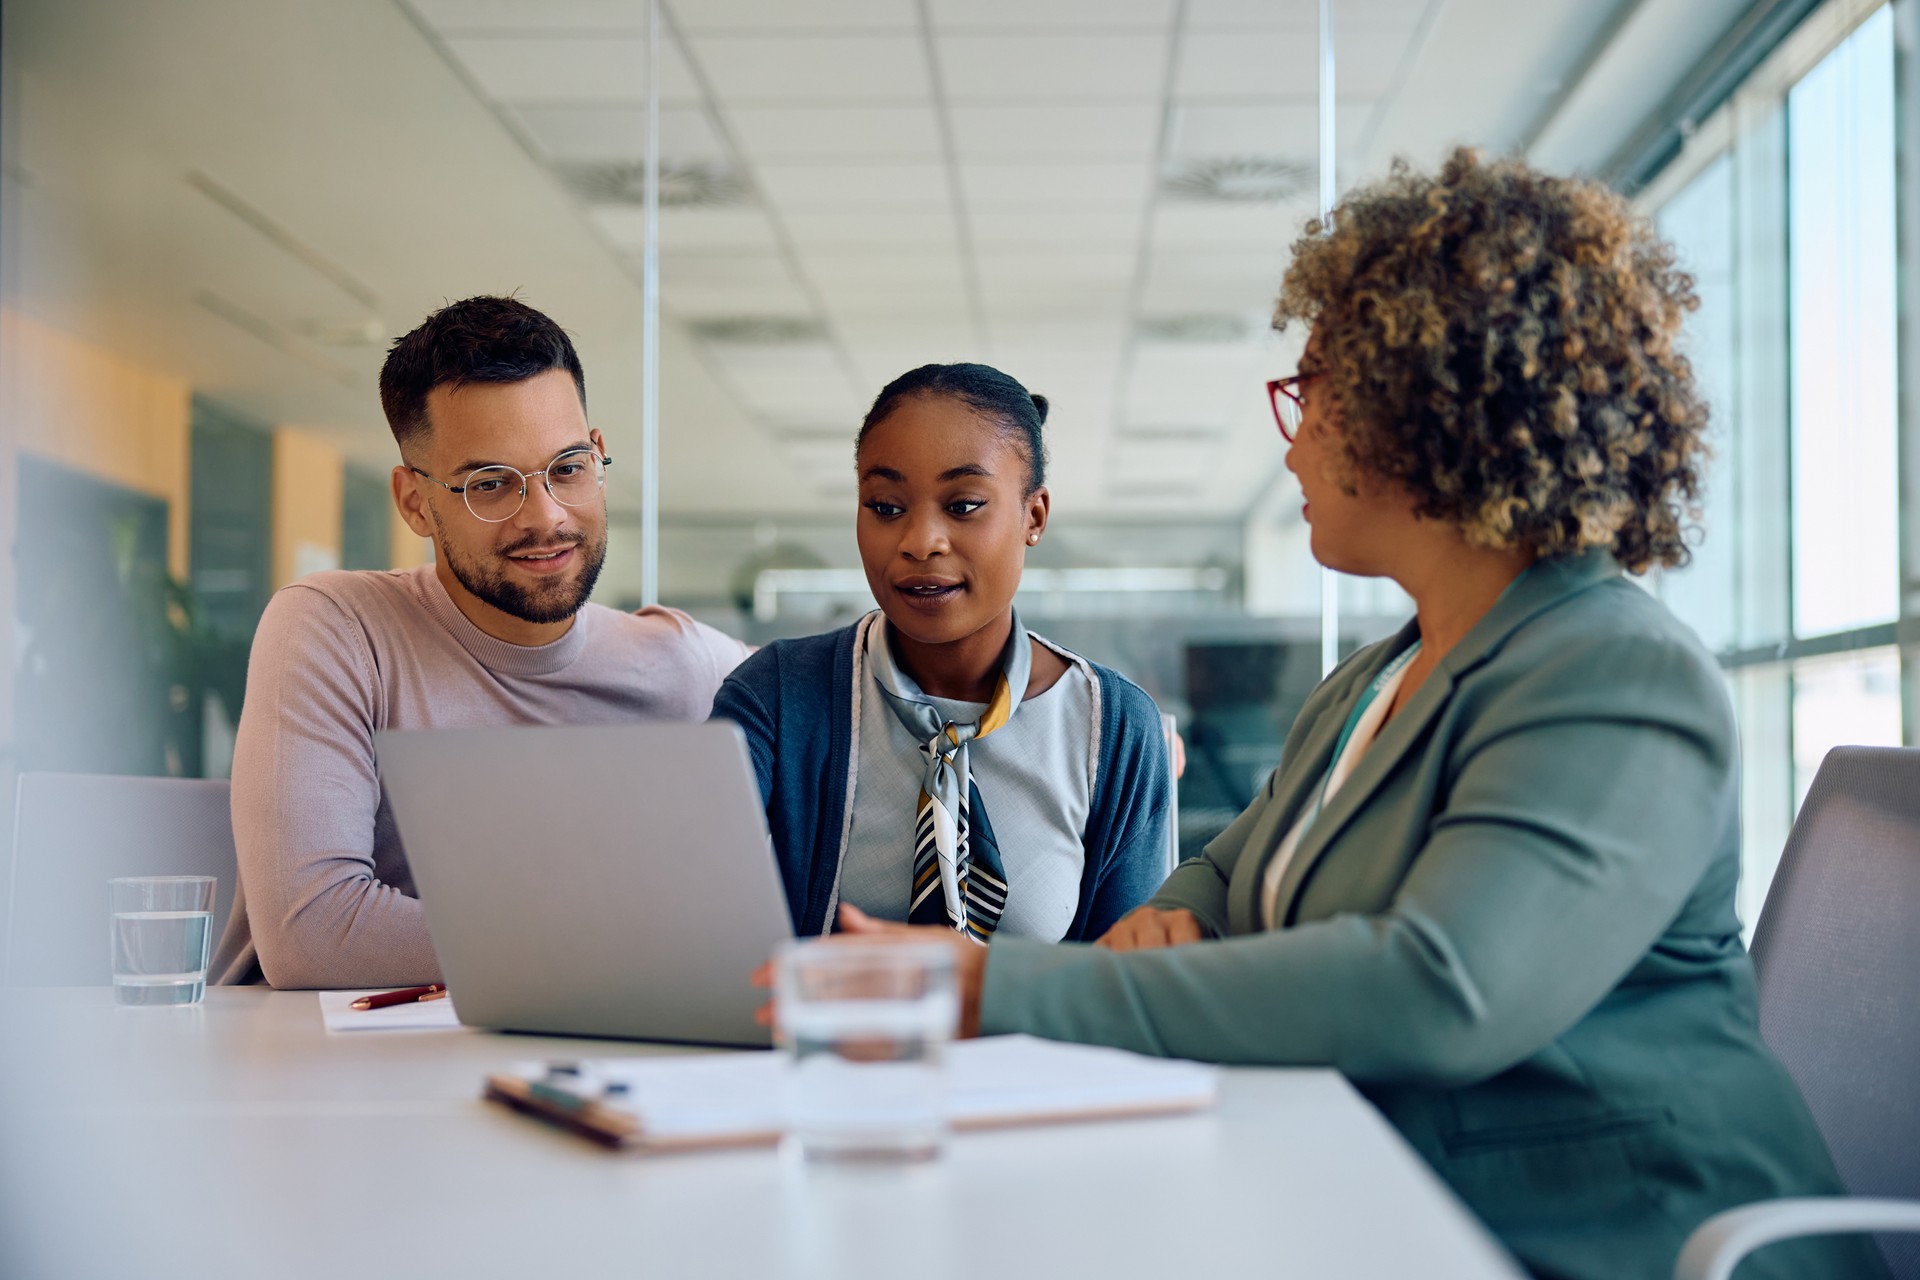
<box><xmin>0</xmin><ymin>988</ymin><xmax>1521</xmax><ymax>1279</ymax></box>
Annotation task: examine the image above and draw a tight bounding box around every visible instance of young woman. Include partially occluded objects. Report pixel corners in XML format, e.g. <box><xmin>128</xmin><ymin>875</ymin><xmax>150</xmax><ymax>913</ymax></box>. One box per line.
<box><xmin>712</xmin><ymin>363</ymin><xmax>1171</xmax><ymax>941</ymax></box>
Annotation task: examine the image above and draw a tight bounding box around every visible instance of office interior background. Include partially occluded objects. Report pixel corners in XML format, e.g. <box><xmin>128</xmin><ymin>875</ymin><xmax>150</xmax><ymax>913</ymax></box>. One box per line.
<box><xmin>0</xmin><ymin>0</ymin><xmax>1913</xmax><ymax>930</ymax></box>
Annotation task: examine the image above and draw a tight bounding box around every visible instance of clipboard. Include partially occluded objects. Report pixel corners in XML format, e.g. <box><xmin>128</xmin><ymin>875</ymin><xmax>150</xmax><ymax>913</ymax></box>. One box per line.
<box><xmin>481</xmin><ymin>1035</ymin><xmax>1219</xmax><ymax>1154</ymax></box>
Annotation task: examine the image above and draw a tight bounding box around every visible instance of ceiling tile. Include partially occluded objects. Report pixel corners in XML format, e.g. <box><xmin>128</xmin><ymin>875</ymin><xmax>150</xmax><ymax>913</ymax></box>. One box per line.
<box><xmin>408</xmin><ymin>0</ymin><xmax>650</xmax><ymax>32</ymax></box>
<box><xmin>974</xmin><ymin>251</ymin><xmax>1135</xmax><ymax>292</ymax></box>
<box><xmin>658</xmin><ymin>251</ymin><xmax>815</xmax><ymax>317</ymax></box>
<box><xmin>512</xmin><ymin>104</ymin><xmax>727</xmax><ymax>164</ymax></box>
<box><xmin>968</xmin><ymin>208</ymin><xmax>1145</xmax><ymax>249</ymax></box>
<box><xmin>928</xmin><ymin>0</ymin><xmax>1176</xmax><ymax>29</ymax></box>
<box><xmin>784</xmin><ymin>210</ymin><xmax>961</xmax><ymax>252</ymax></box>
<box><xmin>727</xmin><ymin>104</ymin><xmax>942</xmax><ymax>162</ymax></box>
<box><xmin>589</xmin><ymin>207</ymin><xmax>784</xmax><ymax>253</ymax></box>
<box><xmin>813</xmin><ymin>277</ymin><xmax>970</xmax><ymax>318</ymax></box>
<box><xmin>960</xmin><ymin>160</ymin><xmax>1152</xmax><ymax>208</ymax></box>
<box><xmin>937</xmin><ymin>33</ymin><xmax>1169</xmax><ymax>101</ymax></box>
<box><xmin>662</xmin><ymin>250</ymin><xmax>798</xmax><ymax>290</ymax></box>
<box><xmin>444</xmin><ymin>33</ymin><xmax>703</xmax><ymax>105</ymax></box>
<box><xmin>837</xmin><ymin>318</ymin><xmax>978</xmax><ymax>352</ymax></box>
<box><xmin>1174</xmin><ymin>27</ymin><xmax>1406</xmax><ymax>99</ymax></box>
<box><xmin>755</xmin><ymin>163</ymin><xmax>952</xmax><ymax>210</ymax></box>
<box><xmin>1187</xmin><ymin>0</ymin><xmax>1427</xmax><ymax>27</ymax></box>
<box><xmin>1151</xmin><ymin>203</ymin><xmax>1313</xmax><ymax>250</ymax></box>
<box><xmin>987</xmin><ymin>319</ymin><xmax>1129</xmax><ymax>354</ymax></box>
<box><xmin>688</xmin><ymin>35</ymin><xmax>931</xmax><ymax>103</ymax></box>
<box><xmin>801</xmin><ymin>251</ymin><xmax>968</xmax><ymax>292</ymax></box>
<box><xmin>1165</xmin><ymin>102</ymin><xmax>1379</xmax><ymax>162</ymax></box>
<box><xmin>675</xmin><ymin>0</ymin><xmax>920</xmax><ymax>33</ymax></box>
<box><xmin>978</xmin><ymin>276</ymin><xmax>1131</xmax><ymax>317</ymax></box>
<box><xmin>1123</xmin><ymin>349</ymin><xmax>1264</xmax><ymax>426</ymax></box>
<box><xmin>948</xmin><ymin>102</ymin><xmax>1160</xmax><ymax>160</ymax></box>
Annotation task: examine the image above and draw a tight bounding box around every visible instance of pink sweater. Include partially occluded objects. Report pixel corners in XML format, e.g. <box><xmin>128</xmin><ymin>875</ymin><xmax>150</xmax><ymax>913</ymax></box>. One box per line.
<box><xmin>212</xmin><ymin>566</ymin><xmax>750</xmax><ymax>988</ymax></box>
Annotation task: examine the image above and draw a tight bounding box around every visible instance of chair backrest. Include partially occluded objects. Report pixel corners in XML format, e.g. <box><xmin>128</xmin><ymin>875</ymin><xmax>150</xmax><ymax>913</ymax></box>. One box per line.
<box><xmin>4</xmin><ymin>772</ymin><xmax>236</xmax><ymax>985</ymax></box>
<box><xmin>1750</xmin><ymin>746</ymin><xmax>1920</xmax><ymax>1278</ymax></box>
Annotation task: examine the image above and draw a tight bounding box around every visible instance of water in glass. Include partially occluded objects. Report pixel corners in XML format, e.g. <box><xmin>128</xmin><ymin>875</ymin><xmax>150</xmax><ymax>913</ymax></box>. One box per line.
<box><xmin>109</xmin><ymin>876</ymin><xmax>215</xmax><ymax>1006</ymax></box>
<box><xmin>777</xmin><ymin>942</ymin><xmax>958</xmax><ymax>1161</ymax></box>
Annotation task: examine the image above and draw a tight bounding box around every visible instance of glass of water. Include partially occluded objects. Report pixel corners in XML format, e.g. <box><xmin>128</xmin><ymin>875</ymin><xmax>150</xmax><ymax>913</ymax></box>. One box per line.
<box><xmin>109</xmin><ymin>876</ymin><xmax>216</xmax><ymax>1006</ymax></box>
<box><xmin>774</xmin><ymin>940</ymin><xmax>959</xmax><ymax>1162</ymax></box>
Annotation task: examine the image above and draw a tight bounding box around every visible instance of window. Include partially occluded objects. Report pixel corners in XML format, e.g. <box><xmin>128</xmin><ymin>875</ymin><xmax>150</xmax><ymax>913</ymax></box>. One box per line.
<box><xmin>1649</xmin><ymin>1</ymin><xmax>1906</xmax><ymax>928</ymax></box>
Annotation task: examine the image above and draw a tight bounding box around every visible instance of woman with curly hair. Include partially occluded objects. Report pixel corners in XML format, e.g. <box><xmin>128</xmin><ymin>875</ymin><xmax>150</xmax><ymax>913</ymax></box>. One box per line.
<box><xmin>820</xmin><ymin>150</ymin><xmax>1877</xmax><ymax>1279</ymax></box>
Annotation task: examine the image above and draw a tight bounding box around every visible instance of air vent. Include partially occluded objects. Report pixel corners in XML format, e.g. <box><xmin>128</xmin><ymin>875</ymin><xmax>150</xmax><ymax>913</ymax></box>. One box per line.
<box><xmin>1161</xmin><ymin>157</ymin><xmax>1311</xmax><ymax>204</ymax></box>
<box><xmin>688</xmin><ymin>317</ymin><xmax>830</xmax><ymax>346</ymax></box>
<box><xmin>556</xmin><ymin>161</ymin><xmax>751</xmax><ymax>209</ymax></box>
<box><xmin>1136</xmin><ymin>314</ymin><xmax>1253</xmax><ymax>344</ymax></box>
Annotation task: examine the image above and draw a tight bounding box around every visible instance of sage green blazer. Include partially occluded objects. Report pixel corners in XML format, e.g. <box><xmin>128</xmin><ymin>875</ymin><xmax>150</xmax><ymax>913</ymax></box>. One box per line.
<box><xmin>980</xmin><ymin>552</ymin><xmax>1880</xmax><ymax>1280</ymax></box>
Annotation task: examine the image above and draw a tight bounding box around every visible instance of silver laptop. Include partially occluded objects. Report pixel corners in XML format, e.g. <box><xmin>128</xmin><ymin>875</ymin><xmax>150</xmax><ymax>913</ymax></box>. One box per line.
<box><xmin>376</xmin><ymin>721</ymin><xmax>791</xmax><ymax>1047</ymax></box>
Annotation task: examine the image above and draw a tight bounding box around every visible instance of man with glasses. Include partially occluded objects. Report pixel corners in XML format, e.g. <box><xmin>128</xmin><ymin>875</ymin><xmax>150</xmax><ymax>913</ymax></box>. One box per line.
<box><xmin>213</xmin><ymin>296</ymin><xmax>751</xmax><ymax>988</ymax></box>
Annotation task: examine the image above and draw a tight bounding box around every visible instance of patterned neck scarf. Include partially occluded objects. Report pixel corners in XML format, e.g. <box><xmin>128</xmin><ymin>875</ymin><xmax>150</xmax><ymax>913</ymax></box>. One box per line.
<box><xmin>866</xmin><ymin>612</ymin><xmax>1032</xmax><ymax>942</ymax></box>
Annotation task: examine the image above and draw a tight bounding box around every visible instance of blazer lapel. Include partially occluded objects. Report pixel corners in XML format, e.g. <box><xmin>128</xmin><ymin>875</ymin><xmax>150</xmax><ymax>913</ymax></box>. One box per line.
<box><xmin>1262</xmin><ymin>552</ymin><xmax>1624</xmax><ymax>927</ymax></box>
<box><xmin>1224</xmin><ymin>634</ymin><xmax>1405</xmax><ymax>935</ymax></box>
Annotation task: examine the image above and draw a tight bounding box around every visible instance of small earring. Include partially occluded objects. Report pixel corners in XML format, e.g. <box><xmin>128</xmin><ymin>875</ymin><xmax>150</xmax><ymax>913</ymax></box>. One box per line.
<box><xmin>1027</xmin><ymin>534</ymin><xmax>1039</xmax><ymax>545</ymax></box>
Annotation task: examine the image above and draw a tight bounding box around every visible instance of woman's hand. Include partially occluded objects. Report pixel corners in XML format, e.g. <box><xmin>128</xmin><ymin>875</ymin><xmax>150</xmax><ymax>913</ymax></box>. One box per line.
<box><xmin>751</xmin><ymin>904</ymin><xmax>988</xmax><ymax>1038</ymax></box>
<box><xmin>1094</xmin><ymin>905</ymin><xmax>1203</xmax><ymax>952</ymax></box>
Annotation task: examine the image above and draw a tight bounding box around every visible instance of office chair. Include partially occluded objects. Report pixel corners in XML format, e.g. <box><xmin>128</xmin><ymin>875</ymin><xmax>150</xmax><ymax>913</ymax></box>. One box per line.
<box><xmin>1674</xmin><ymin>747</ymin><xmax>1920</xmax><ymax>1280</ymax></box>
<box><xmin>4</xmin><ymin>772</ymin><xmax>236</xmax><ymax>985</ymax></box>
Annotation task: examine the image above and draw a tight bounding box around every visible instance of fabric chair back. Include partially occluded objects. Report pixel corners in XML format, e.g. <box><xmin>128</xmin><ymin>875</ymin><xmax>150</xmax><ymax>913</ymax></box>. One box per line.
<box><xmin>1750</xmin><ymin>746</ymin><xmax>1920</xmax><ymax>1278</ymax></box>
<box><xmin>5</xmin><ymin>772</ymin><xmax>236</xmax><ymax>985</ymax></box>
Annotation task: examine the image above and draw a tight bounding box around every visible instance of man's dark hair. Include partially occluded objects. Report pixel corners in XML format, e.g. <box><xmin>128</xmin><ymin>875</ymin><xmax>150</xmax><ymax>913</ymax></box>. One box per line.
<box><xmin>378</xmin><ymin>295</ymin><xmax>586</xmax><ymax>451</ymax></box>
<box><xmin>858</xmin><ymin>362</ymin><xmax>1050</xmax><ymax>496</ymax></box>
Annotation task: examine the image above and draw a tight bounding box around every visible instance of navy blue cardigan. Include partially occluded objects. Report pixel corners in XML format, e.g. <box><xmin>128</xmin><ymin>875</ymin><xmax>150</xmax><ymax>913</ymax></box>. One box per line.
<box><xmin>711</xmin><ymin>617</ymin><xmax>1173</xmax><ymax>940</ymax></box>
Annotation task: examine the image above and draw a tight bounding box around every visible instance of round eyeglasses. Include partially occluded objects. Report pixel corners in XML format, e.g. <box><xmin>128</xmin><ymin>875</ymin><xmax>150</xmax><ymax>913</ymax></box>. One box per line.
<box><xmin>1266</xmin><ymin>374</ymin><xmax>1315</xmax><ymax>443</ymax></box>
<box><xmin>410</xmin><ymin>447</ymin><xmax>612</xmax><ymax>523</ymax></box>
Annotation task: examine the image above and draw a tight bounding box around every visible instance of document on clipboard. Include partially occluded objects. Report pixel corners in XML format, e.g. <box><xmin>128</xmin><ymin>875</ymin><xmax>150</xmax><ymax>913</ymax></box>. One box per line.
<box><xmin>483</xmin><ymin>1034</ymin><xmax>1219</xmax><ymax>1153</ymax></box>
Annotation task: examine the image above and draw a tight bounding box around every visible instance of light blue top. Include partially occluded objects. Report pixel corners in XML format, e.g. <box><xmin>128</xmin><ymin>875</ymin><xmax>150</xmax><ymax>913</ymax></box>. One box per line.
<box><xmin>841</xmin><ymin>624</ymin><xmax>1094</xmax><ymax>941</ymax></box>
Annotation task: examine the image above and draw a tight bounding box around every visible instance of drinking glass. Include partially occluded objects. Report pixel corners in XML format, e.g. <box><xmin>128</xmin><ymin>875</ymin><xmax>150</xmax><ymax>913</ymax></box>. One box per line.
<box><xmin>109</xmin><ymin>875</ymin><xmax>216</xmax><ymax>1006</ymax></box>
<box><xmin>774</xmin><ymin>940</ymin><xmax>959</xmax><ymax>1161</ymax></box>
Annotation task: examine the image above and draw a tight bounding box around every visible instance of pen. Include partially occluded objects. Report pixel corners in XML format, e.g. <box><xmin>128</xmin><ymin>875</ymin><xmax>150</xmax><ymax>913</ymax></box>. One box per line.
<box><xmin>350</xmin><ymin>983</ymin><xmax>446</xmax><ymax>1011</ymax></box>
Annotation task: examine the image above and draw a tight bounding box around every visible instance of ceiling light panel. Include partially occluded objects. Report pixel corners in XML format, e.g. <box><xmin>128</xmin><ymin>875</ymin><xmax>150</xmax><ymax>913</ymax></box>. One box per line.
<box><xmin>443</xmin><ymin>34</ymin><xmax>702</xmax><ymax>105</ymax></box>
<box><xmin>937</xmin><ymin>34</ymin><xmax>1170</xmax><ymax>101</ymax></box>
<box><xmin>754</xmin><ymin>163</ymin><xmax>952</xmax><ymax>211</ymax></box>
<box><xmin>948</xmin><ymin>103</ymin><xmax>1161</xmax><ymax>161</ymax></box>
<box><xmin>687</xmin><ymin>35</ymin><xmax>931</xmax><ymax>102</ymax></box>
<box><xmin>726</xmin><ymin>105</ymin><xmax>943</xmax><ymax>162</ymax></box>
<box><xmin>960</xmin><ymin>160</ymin><xmax>1153</xmax><ymax>209</ymax></box>
<box><xmin>408</xmin><ymin>0</ymin><xmax>649</xmax><ymax>32</ymax></box>
<box><xmin>674</xmin><ymin>0</ymin><xmax>920</xmax><ymax>33</ymax></box>
<box><xmin>511</xmin><ymin>104</ymin><xmax>728</xmax><ymax>164</ymax></box>
<box><xmin>783</xmin><ymin>211</ymin><xmax>962</xmax><ymax>253</ymax></box>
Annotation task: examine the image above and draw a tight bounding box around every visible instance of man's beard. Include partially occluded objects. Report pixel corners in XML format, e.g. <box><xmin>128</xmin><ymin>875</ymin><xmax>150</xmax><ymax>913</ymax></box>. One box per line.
<box><xmin>433</xmin><ymin>511</ymin><xmax>608</xmax><ymax>626</ymax></box>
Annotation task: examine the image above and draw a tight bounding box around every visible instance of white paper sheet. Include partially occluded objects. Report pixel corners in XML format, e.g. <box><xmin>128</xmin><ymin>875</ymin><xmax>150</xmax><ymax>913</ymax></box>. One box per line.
<box><xmin>498</xmin><ymin>1034</ymin><xmax>1217</xmax><ymax>1144</ymax></box>
<box><xmin>319</xmin><ymin>989</ymin><xmax>464</xmax><ymax>1033</ymax></box>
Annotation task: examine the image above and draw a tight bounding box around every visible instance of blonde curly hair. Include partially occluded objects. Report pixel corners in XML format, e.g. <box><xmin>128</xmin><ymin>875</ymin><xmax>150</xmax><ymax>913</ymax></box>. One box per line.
<box><xmin>1274</xmin><ymin>147</ymin><xmax>1708</xmax><ymax>573</ymax></box>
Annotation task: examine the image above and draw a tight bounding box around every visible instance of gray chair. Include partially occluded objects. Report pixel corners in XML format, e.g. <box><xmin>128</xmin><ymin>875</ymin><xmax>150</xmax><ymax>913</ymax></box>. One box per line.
<box><xmin>1675</xmin><ymin>746</ymin><xmax>1920</xmax><ymax>1280</ymax></box>
<box><xmin>4</xmin><ymin>772</ymin><xmax>236</xmax><ymax>985</ymax></box>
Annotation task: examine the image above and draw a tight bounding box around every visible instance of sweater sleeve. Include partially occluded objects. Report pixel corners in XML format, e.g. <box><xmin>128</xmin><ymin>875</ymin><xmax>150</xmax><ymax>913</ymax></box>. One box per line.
<box><xmin>1078</xmin><ymin>675</ymin><xmax>1174</xmax><ymax>939</ymax></box>
<box><xmin>708</xmin><ymin>648</ymin><xmax>780</xmax><ymax>804</ymax></box>
<box><xmin>980</xmin><ymin>631</ymin><xmax>1736</xmax><ymax>1084</ymax></box>
<box><xmin>229</xmin><ymin>585</ymin><xmax>441</xmax><ymax>989</ymax></box>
